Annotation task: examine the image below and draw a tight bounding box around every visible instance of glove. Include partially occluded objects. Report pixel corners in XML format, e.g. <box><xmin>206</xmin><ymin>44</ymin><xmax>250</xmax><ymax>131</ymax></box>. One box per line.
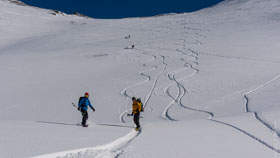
<box><xmin>78</xmin><ymin>107</ymin><xmax>81</xmax><ymax>111</ymax></box>
<box><xmin>92</xmin><ymin>108</ymin><xmax>95</xmax><ymax>112</ymax></box>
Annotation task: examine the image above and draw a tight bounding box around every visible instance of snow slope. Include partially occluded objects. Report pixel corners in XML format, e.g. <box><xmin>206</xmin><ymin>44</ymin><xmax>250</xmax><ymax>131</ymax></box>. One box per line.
<box><xmin>1</xmin><ymin>0</ymin><xmax>280</xmax><ymax>157</ymax></box>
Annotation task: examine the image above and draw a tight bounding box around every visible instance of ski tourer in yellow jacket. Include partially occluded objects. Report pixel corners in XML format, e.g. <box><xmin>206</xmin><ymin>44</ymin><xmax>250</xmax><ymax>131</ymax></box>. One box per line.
<box><xmin>131</xmin><ymin>97</ymin><xmax>141</xmax><ymax>131</ymax></box>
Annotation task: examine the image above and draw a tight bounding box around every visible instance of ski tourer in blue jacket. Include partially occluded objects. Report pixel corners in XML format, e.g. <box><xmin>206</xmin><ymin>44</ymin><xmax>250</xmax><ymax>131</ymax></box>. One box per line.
<box><xmin>78</xmin><ymin>92</ymin><xmax>95</xmax><ymax>111</ymax></box>
<box><xmin>78</xmin><ymin>92</ymin><xmax>95</xmax><ymax>127</ymax></box>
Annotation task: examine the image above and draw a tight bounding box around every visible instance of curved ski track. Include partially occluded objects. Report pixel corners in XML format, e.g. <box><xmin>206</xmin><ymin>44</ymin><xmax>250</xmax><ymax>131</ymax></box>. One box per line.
<box><xmin>244</xmin><ymin>75</ymin><xmax>280</xmax><ymax>137</ymax></box>
<box><xmin>119</xmin><ymin>50</ymin><xmax>157</xmax><ymax>123</ymax></box>
<box><xmin>119</xmin><ymin>19</ymin><xmax>177</xmax><ymax>123</ymax></box>
<box><xmin>168</xmin><ymin>56</ymin><xmax>280</xmax><ymax>153</ymax></box>
<box><xmin>157</xmin><ymin>18</ymin><xmax>280</xmax><ymax>153</ymax></box>
<box><xmin>119</xmin><ymin>49</ymin><xmax>168</xmax><ymax>123</ymax></box>
<box><xmin>161</xmin><ymin>48</ymin><xmax>200</xmax><ymax>121</ymax></box>
<box><xmin>161</xmin><ymin>19</ymin><xmax>202</xmax><ymax>121</ymax></box>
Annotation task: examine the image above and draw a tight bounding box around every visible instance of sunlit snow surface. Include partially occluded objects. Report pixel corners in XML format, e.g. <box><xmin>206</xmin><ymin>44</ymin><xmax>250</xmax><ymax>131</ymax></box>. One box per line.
<box><xmin>1</xmin><ymin>0</ymin><xmax>280</xmax><ymax>157</ymax></box>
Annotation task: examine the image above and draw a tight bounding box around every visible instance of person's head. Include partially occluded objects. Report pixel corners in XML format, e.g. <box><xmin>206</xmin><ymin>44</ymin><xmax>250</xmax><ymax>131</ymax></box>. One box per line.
<box><xmin>85</xmin><ymin>92</ymin><xmax>89</xmax><ymax>98</ymax></box>
<box><xmin>132</xmin><ymin>97</ymin><xmax>136</xmax><ymax>101</ymax></box>
<box><xmin>137</xmin><ymin>98</ymin><xmax>141</xmax><ymax>102</ymax></box>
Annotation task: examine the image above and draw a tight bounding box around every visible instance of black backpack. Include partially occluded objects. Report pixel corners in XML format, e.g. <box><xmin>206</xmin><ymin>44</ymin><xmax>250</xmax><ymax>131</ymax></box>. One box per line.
<box><xmin>78</xmin><ymin>97</ymin><xmax>86</xmax><ymax>107</ymax></box>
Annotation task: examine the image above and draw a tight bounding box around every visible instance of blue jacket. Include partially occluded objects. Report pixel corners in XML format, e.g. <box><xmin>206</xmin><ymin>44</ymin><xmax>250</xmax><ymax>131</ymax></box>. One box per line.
<box><xmin>78</xmin><ymin>97</ymin><xmax>94</xmax><ymax>111</ymax></box>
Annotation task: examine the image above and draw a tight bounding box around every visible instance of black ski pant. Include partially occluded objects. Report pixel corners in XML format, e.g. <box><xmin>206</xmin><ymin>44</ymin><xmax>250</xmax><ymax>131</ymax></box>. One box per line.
<box><xmin>80</xmin><ymin>109</ymin><xmax>88</xmax><ymax>125</ymax></box>
<box><xmin>133</xmin><ymin>112</ymin><xmax>140</xmax><ymax>128</ymax></box>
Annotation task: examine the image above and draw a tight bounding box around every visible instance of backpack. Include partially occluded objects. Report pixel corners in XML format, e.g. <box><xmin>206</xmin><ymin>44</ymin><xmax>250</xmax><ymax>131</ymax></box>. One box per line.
<box><xmin>137</xmin><ymin>98</ymin><xmax>144</xmax><ymax>112</ymax></box>
<box><xmin>78</xmin><ymin>97</ymin><xmax>86</xmax><ymax>107</ymax></box>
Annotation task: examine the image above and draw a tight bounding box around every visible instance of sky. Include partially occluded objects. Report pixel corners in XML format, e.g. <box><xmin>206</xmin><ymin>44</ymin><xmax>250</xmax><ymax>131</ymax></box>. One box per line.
<box><xmin>20</xmin><ymin>0</ymin><xmax>224</xmax><ymax>19</ymax></box>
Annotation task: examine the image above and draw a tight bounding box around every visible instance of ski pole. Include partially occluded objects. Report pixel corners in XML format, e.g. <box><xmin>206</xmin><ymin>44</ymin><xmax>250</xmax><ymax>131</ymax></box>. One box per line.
<box><xmin>72</xmin><ymin>103</ymin><xmax>78</xmax><ymax>109</ymax></box>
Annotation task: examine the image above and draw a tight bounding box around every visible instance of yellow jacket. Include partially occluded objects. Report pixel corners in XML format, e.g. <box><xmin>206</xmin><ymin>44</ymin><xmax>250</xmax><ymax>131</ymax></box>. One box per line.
<box><xmin>132</xmin><ymin>100</ymin><xmax>142</xmax><ymax>114</ymax></box>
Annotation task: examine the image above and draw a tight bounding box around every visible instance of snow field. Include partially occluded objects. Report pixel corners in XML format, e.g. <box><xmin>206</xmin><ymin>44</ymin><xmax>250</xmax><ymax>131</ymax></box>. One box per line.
<box><xmin>1</xmin><ymin>0</ymin><xmax>280</xmax><ymax>157</ymax></box>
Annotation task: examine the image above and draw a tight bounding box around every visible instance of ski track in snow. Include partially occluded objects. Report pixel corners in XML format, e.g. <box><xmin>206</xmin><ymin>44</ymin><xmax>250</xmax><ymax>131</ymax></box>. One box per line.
<box><xmin>119</xmin><ymin>49</ymin><xmax>167</xmax><ymax>123</ymax></box>
<box><xmin>154</xmin><ymin>18</ymin><xmax>280</xmax><ymax>153</ymax></box>
<box><xmin>161</xmin><ymin>20</ymin><xmax>202</xmax><ymax>121</ymax></box>
<box><xmin>31</xmin><ymin>129</ymin><xmax>141</xmax><ymax>158</ymax></box>
<box><xmin>119</xmin><ymin>49</ymin><xmax>157</xmax><ymax>123</ymax></box>
<box><xmin>142</xmin><ymin>51</ymin><xmax>168</xmax><ymax>110</ymax></box>
<box><xmin>116</xmin><ymin>23</ymin><xmax>172</xmax><ymax>157</ymax></box>
<box><xmin>173</xmin><ymin>65</ymin><xmax>280</xmax><ymax>153</ymax></box>
<box><xmin>173</xmin><ymin>70</ymin><xmax>280</xmax><ymax>153</ymax></box>
<box><xmin>174</xmin><ymin>63</ymin><xmax>280</xmax><ymax>153</ymax></box>
<box><xmin>244</xmin><ymin>75</ymin><xmax>280</xmax><ymax>140</ymax></box>
<box><xmin>172</xmin><ymin>50</ymin><xmax>280</xmax><ymax>153</ymax></box>
<box><xmin>119</xmin><ymin>20</ymin><xmax>175</xmax><ymax>123</ymax></box>
<box><xmin>161</xmin><ymin>49</ymin><xmax>199</xmax><ymax>121</ymax></box>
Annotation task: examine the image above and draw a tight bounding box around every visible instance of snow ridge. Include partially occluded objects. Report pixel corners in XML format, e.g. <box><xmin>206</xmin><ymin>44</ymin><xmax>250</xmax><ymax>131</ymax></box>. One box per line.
<box><xmin>32</xmin><ymin>129</ymin><xmax>141</xmax><ymax>158</ymax></box>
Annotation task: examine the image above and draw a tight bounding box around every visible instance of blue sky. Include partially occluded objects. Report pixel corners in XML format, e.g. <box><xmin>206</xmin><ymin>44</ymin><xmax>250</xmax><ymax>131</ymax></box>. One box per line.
<box><xmin>21</xmin><ymin>0</ymin><xmax>224</xmax><ymax>19</ymax></box>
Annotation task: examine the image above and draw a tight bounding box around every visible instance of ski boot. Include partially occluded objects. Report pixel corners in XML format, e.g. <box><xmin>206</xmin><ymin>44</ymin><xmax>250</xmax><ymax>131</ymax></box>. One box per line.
<box><xmin>135</xmin><ymin>127</ymin><xmax>141</xmax><ymax>131</ymax></box>
<box><xmin>82</xmin><ymin>124</ymin><xmax>88</xmax><ymax>127</ymax></box>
